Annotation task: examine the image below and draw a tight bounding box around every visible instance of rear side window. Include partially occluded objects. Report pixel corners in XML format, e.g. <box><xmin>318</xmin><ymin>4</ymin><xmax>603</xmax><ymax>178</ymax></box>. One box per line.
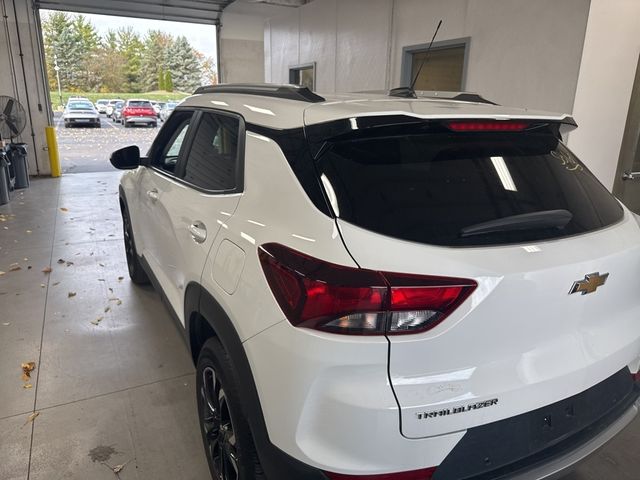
<box><xmin>318</xmin><ymin>131</ymin><xmax>623</xmax><ymax>247</ymax></box>
<box><xmin>182</xmin><ymin>112</ymin><xmax>240</xmax><ymax>191</ymax></box>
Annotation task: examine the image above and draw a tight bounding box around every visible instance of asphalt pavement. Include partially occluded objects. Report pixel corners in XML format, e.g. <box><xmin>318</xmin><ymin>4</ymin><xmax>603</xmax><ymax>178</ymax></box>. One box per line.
<box><xmin>54</xmin><ymin>112</ymin><xmax>161</xmax><ymax>174</ymax></box>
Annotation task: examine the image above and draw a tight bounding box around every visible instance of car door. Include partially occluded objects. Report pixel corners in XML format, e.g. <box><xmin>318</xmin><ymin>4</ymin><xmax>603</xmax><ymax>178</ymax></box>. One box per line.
<box><xmin>137</xmin><ymin>109</ymin><xmax>196</xmax><ymax>313</ymax></box>
<box><xmin>141</xmin><ymin>109</ymin><xmax>244</xmax><ymax>323</ymax></box>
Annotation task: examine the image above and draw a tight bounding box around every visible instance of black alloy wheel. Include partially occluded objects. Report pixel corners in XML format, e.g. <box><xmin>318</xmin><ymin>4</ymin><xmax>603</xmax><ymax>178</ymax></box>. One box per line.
<box><xmin>201</xmin><ymin>366</ymin><xmax>240</xmax><ymax>480</ymax></box>
<box><xmin>196</xmin><ymin>338</ymin><xmax>264</xmax><ymax>480</ymax></box>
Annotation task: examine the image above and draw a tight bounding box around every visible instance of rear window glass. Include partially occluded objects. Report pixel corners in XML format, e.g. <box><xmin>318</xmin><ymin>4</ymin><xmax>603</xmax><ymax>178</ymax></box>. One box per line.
<box><xmin>128</xmin><ymin>101</ymin><xmax>151</xmax><ymax>107</ymax></box>
<box><xmin>68</xmin><ymin>102</ymin><xmax>93</xmax><ymax>110</ymax></box>
<box><xmin>318</xmin><ymin>131</ymin><xmax>623</xmax><ymax>247</ymax></box>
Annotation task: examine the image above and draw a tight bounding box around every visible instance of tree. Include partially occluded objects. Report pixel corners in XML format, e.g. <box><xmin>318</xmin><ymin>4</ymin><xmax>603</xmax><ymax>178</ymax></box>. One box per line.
<box><xmin>166</xmin><ymin>36</ymin><xmax>202</xmax><ymax>92</ymax></box>
<box><xmin>72</xmin><ymin>15</ymin><xmax>100</xmax><ymax>90</ymax></box>
<box><xmin>198</xmin><ymin>53</ymin><xmax>218</xmax><ymax>86</ymax></box>
<box><xmin>116</xmin><ymin>27</ymin><xmax>144</xmax><ymax>92</ymax></box>
<box><xmin>95</xmin><ymin>30</ymin><xmax>126</xmax><ymax>92</ymax></box>
<box><xmin>140</xmin><ymin>30</ymin><xmax>173</xmax><ymax>91</ymax></box>
<box><xmin>41</xmin><ymin>12</ymin><xmax>82</xmax><ymax>91</ymax></box>
<box><xmin>158</xmin><ymin>68</ymin><xmax>166</xmax><ymax>91</ymax></box>
<box><xmin>165</xmin><ymin>70</ymin><xmax>174</xmax><ymax>92</ymax></box>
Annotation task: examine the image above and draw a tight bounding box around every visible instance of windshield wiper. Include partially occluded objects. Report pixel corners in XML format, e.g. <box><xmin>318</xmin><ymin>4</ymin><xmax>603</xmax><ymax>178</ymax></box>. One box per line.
<box><xmin>460</xmin><ymin>209</ymin><xmax>573</xmax><ymax>238</ymax></box>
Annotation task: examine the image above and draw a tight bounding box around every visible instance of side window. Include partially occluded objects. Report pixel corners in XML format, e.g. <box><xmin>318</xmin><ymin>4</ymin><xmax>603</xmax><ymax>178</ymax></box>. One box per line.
<box><xmin>153</xmin><ymin>111</ymin><xmax>193</xmax><ymax>174</ymax></box>
<box><xmin>182</xmin><ymin>112</ymin><xmax>240</xmax><ymax>191</ymax></box>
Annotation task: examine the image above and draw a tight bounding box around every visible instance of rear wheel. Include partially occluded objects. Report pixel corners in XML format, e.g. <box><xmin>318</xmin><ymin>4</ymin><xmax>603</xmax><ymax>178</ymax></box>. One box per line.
<box><xmin>122</xmin><ymin>206</ymin><xmax>149</xmax><ymax>284</ymax></box>
<box><xmin>197</xmin><ymin>338</ymin><xmax>264</xmax><ymax>480</ymax></box>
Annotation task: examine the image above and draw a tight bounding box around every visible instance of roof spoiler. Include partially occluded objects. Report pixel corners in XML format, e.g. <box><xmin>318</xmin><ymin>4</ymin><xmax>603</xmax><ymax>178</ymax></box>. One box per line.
<box><xmin>193</xmin><ymin>83</ymin><xmax>326</xmax><ymax>103</ymax></box>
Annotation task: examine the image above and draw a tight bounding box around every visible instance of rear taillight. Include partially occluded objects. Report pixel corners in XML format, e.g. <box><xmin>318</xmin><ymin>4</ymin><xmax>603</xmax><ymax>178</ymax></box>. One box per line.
<box><xmin>258</xmin><ymin>243</ymin><xmax>476</xmax><ymax>335</ymax></box>
<box><xmin>324</xmin><ymin>467</ymin><xmax>437</xmax><ymax>480</ymax></box>
<box><xmin>446</xmin><ymin>120</ymin><xmax>529</xmax><ymax>132</ymax></box>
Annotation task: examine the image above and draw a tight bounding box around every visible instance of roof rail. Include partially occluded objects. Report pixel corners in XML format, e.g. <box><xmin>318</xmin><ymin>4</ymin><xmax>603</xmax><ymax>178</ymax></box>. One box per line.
<box><xmin>193</xmin><ymin>83</ymin><xmax>326</xmax><ymax>103</ymax></box>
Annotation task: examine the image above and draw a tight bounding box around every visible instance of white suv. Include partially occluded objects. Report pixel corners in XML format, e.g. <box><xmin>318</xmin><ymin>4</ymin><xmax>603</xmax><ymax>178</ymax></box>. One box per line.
<box><xmin>110</xmin><ymin>84</ymin><xmax>640</xmax><ymax>480</ymax></box>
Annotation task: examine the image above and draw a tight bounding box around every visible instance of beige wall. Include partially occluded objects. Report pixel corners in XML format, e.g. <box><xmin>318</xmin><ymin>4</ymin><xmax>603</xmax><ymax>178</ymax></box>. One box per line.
<box><xmin>567</xmin><ymin>0</ymin><xmax>640</xmax><ymax>190</ymax></box>
<box><xmin>220</xmin><ymin>12</ymin><xmax>265</xmax><ymax>83</ymax></box>
<box><xmin>265</xmin><ymin>0</ymin><xmax>590</xmax><ymax>113</ymax></box>
<box><xmin>0</xmin><ymin>0</ymin><xmax>52</xmax><ymax>176</ymax></box>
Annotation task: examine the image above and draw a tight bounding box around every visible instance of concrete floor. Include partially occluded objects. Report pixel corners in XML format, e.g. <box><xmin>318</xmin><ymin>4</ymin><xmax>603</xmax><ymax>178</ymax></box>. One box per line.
<box><xmin>1</xmin><ymin>172</ymin><xmax>639</xmax><ymax>480</ymax></box>
<box><xmin>0</xmin><ymin>172</ymin><xmax>209</xmax><ymax>480</ymax></box>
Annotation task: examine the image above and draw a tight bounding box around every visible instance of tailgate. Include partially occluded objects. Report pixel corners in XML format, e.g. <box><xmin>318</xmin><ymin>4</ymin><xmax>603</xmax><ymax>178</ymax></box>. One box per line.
<box><xmin>339</xmin><ymin>216</ymin><xmax>640</xmax><ymax>439</ymax></box>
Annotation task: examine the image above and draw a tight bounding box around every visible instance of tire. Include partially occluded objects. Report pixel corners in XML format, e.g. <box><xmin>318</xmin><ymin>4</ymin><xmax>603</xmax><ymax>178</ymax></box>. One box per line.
<box><xmin>151</xmin><ymin>123</ymin><xmax>157</xmax><ymax>128</ymax></box>
<box><xmin>124</xmin><ymin>121</ymin><xmax>130</xmax><ymax>128</ymax></box>
<box><xmin>122</xmin><ymin>206</ymin><xmax>149</xmax><ymax>284</ymax></box>
<box><xmin>197</xmin><ymin>337</ymin><xmax>265</xmax><ymax>480</ymax></box>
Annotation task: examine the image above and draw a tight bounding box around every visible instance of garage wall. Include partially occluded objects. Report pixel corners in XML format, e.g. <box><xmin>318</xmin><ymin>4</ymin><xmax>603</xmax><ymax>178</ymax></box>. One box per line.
<box><xmin>265</xmin><ymin>0</ymin><xmax>590</xmax><ymax>113</ymax></box>
<box><xmin>566</xmin><ymin>0</ymin><xmax>640</xmax><ymax>190</ymax></box>
<box><xmin>220</xmin><ymin>12</ymin><xmax>265</xmax><ymax>83</ymax></box>
<box><xmin>0</xmin><ymin>0</ymin><xmax>52</xmax><ymax>176</ymax></box>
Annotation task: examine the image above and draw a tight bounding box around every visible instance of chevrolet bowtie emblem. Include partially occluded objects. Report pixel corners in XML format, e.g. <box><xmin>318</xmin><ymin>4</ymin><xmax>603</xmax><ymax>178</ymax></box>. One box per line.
<box><xmin>569</xmin><ymin>272</ymin><xmax>609</xmax><ymax>295</ymax></box>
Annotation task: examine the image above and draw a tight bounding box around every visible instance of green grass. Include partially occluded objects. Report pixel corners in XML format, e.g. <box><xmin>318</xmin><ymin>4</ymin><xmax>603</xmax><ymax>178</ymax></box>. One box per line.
<box><xmin>51</xmin><ymin>90</ymin><xmax>190</xmax><ymax>108</ymax></box>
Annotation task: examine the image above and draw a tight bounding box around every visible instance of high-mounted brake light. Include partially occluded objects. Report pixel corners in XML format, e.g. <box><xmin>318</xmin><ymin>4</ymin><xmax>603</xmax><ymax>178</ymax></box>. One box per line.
<box><xmin>258</xmin><ymin>243</ymin><xmax>476</xmax><ymax>335</ymax></box>
<box><xmin>324</xmin><ymin>467</ymin><xmax>437</xmax><ymax>480</ymax></box>
<box><xmin>446</xmin><ymin>120</ymin><xmax>529</xmax><ymax>132</ymax></box>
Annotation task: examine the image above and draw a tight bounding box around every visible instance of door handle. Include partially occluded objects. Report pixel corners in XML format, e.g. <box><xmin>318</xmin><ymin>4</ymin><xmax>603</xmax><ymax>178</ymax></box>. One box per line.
<box><xmin>622</xmin><ymin>171</ymin><xmax>640</xmax><ymax>181</ymax></box>
<box><xmin>146</xmin><ymin>189</ymin><xmax>159</xmax><ymax>201</ymax></box>
<box><xmin>188</xmin><ymin>221</ymin><xmax>207</xmax><ymax>243</ymax></box>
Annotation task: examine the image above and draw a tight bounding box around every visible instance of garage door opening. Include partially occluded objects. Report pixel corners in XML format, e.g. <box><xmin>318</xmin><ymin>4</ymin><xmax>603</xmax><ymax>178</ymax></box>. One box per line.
<box><xmin>38</xmin><ymin>10</ymin><xmax>218</xmax><ymax>173</ymax></box>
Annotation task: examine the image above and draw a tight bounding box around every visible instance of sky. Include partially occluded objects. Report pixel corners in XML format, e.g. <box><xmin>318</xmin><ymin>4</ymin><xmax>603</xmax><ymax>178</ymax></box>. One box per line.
<box><xmin>41</xmin><ymin>10</ymin><xmax>218</xmax><ymax>59</ymax></box>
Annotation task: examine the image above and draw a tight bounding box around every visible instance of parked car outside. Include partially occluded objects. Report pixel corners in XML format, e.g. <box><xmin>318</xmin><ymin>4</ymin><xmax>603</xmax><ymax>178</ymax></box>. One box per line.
<box><xmin>159</xmin><ymin>102</ymin><xmax>177</xmax><ymax>122</ymax></box>
<box><xmin>105</xmin><ymin>99</ymin><xmax>124</xmax><ymax>117</ymax></box>
<box><xmin>109</xmin><ymin>84</ymin><xmax>640</xmax><ymax>480</ymax></box>
<box><xmin>111</xmin><ymin>101</ymin><xmax>125</xmax><ymax>123</ymax></box>
<box><xmin>62</xmin><ymin>99</ymin><xmax>100</xmax><ymax>128</ymax></box>
<box><xmin>95</xmin><ymin>99</ymin><xmax>109</xmax><ymax>114</ymax></box>
<box><xmin>121</xmin><ymin>99</ymin><xmax>157</xmax><ymax>128</ymax></box>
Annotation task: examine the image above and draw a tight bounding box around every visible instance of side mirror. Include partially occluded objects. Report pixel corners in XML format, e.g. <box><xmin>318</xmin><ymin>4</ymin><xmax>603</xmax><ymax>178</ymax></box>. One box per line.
<box><xmin>110</xmin><ymin>145</ymin><xmax>140</xmax><ymax>170</ymax></box>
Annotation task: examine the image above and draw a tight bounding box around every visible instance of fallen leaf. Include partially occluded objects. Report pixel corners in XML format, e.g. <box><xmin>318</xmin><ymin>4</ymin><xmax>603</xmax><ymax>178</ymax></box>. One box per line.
<box><xmin>117</xmin><ymin>276</ymin><xmax>124</xmax><ymax>281</ymax></box>
<box><xmin>60</xmin><ymin>207</ymin><xmax>68</xmax><ymax>212</ymax></box>
<box><xmin>0</xmin><ymin>271</ymin><xmax>5</xmax><ymax>276</ymax></box>
<box><xmin>21</xmin><ymin>362</ymin><xmax>36</xmax><ymax>381</ymax></box>
<box><xmin>9</xmin><ymin>263</ymin><xmax>21</xmax><ymax>272</ymax></box>
<box><xmin>112</xmin><ymin>461</ymin><xmax>129</xmax><ymax>474</ymax></box>
<box><xmin>104</xmin><ymin>306</ymin><xmax>110</xmax><ymax>313</ymax></box>
<box><xmin>26</xmin><ymin>230</ymin><xmax>32</xmax><ymax>234</ymax></box>
<box><xmin>98</xmin><ymin>278</ymin><xmax>105</xmax><ymax>282</ymax></box>
<box><xmin>52</xmin><ymin>281</ymin><xmax>60</xmax><ymax>286</ymax></box>
<box><xmin>116</xmin><ymin>299</ymin><xmax>122</xmax><ymax>306</ymax></box>
<box><xmin>99</xmin><ymin>263</ymin><xmax>105</xmax><ymax>267</ymax></box>
<box><xmin>2</xmin><ymin>322</ymin><xmax>10</xmax><ymax>326</ymax></box>
<box><xmin>66</xmin><ymin>261</ymin><xmax>74</xmax><ymax>266</ymax></box>
<box><xmin>108</xmin><ymin>288</ymin><xmax>113</xmax><ymax>293</ymax></box>
<box><xmin>42</xmin><ymin>266</ymin><xmax>52</xmax><ymax>273</ymax></box>
<box><xmin>90</xmin><ymin>316</ymin><xmax>104</xmax><ymax>326</ymax></box>
<box><xmin>23</xmin><ymin>383</ymin><xmax>33</xmax><ymax>389</ymax></box>
<box><xmin>23</xmin><ymin>411</ymin><xmax>39</xmax><ymax>426</ymax></box>
<box><xmin>57</xmin><ymin>258</ymin><xmax>65</xmax><ymax>264</ymax></box>
<box><xmin>68</xmin><ymin>291</ymin><xmax>77</xmax><ymax>298</ymax></box>
<box><xmin>40</xmin><ymin>284</ymin><xmax>45</xmax><ymax>288</ymax></box>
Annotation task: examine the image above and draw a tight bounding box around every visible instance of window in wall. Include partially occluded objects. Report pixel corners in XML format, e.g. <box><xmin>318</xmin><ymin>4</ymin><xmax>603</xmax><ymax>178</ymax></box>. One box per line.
<box><xmin>289</xmin><ymin>63</ymin><xmax>316</xmax><ymax>91</ymax></box>
<box><xmin>404</xmin><ymin>41</ymin><xmax>467</xmax><ymax>91</ymax></box>
<box><xmin>182</xmin><ymin>112</ymin><xmax>240</xmax><ymax>192</ymax></box>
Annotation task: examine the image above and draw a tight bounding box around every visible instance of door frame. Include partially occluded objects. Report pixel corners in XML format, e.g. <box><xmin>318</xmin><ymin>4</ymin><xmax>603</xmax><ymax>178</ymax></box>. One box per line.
<box><xmin>612</xmin><ymin>52</ymin><xmax>640</xmax><ymax>210</ymax></box>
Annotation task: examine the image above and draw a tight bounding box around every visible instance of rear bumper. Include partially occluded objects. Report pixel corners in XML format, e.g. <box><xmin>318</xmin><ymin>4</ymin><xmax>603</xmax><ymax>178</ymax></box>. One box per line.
<box><xmin>433</xmin><ymin>368</ymin><xmax>639</xmax><ymax>479</ymax></box>
<box><xmin>511</xmin><ymin>400</ymin><xmax>638</xmax><ymax>480</ymax></box>
<box><xmin>124</xmin><ymin>116</ymin><xmax>155</xmax><ymax>124</ymax></box>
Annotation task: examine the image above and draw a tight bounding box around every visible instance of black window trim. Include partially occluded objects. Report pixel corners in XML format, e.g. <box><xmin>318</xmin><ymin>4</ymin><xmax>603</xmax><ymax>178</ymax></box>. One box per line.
<box><xmin>146</xmin><ymin>106</ymin><xmax>246</xmax><ymax>195</ymax></box>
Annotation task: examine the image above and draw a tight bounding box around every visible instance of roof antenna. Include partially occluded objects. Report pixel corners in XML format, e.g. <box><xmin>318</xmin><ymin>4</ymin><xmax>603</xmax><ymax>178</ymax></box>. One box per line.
<box><xmin>389</xmin><ymin>19</ymin><xmax>443</xmax><ymax>99</ymax></box>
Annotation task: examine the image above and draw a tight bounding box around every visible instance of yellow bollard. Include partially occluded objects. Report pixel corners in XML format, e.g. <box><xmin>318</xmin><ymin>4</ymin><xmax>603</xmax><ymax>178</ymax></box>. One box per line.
<box><xmin>45</xmin><ymin>126</ymin><xmax>61</xmax><ymax>177</ymax></box>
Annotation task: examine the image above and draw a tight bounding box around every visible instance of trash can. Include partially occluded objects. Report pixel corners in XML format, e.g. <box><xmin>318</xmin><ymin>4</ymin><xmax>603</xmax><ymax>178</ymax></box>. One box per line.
<box><xmin>8</xmin><ymin>143</ymin><xmax>29</xmax><ymax>189</ymax></box>
<box><xmin>0</xmin><ymin>152</ymin><xmax>10</xmax><ymax>205</ymax></box>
